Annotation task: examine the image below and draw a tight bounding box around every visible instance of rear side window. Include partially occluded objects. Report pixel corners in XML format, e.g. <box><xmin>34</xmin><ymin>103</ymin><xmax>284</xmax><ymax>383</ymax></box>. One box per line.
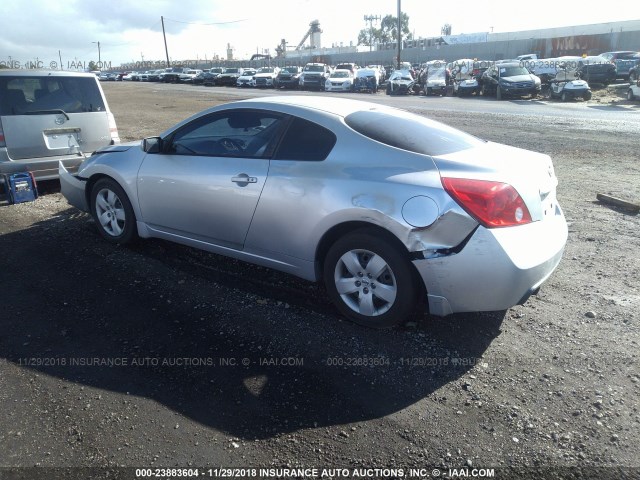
<box><xmin>344</xmin><ymin>109</ymin><xmax>484</xmax><ymax>156</ymax></box>
<box><xmin>274</xmin><ymin>117</ymin><xmax>336</xmax><ymax>161</ymax></box>
<box><xmin>0</xmin><ymin>76</ymin><xmax>106</xmax><ymax>116</ymax></box>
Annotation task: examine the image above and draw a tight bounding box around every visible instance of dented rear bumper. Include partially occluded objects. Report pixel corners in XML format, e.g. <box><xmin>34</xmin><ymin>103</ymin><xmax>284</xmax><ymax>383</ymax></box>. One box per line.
<box><xmin>414</xmin><ymin>204</ymin><xmax>568</xmax><ymax>316</ymax></box>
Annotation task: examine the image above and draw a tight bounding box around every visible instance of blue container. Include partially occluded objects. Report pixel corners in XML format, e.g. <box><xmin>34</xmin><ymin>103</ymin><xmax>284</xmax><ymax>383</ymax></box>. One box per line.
<box><xmin>6</xmin><ymin>172</ymin><xmax>38</xmax><ymax>204</ymax></box>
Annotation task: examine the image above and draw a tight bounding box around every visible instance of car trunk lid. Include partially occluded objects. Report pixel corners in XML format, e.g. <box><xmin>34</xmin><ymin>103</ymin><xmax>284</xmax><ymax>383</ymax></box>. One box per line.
<box><xmin>432</xmin><ymin>141</ymin><xmax>558</xmax><ymax>223</ymax></box>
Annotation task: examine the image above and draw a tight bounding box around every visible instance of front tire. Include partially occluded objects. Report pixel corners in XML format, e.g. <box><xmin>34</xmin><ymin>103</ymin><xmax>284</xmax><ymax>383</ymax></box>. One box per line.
<box><xmin>90</xmin><ymin>178</ymin><xmax>137</xmax><ymax>245</ymax></box>
<box><xmin>496</xmin><ymin>85</ymin><xmax>502</xmax><ymax>100</ymax></box>
<box><xmin>323</xmin><ymin>229</ymin><xmax>419</xmax><ymax>328</ymax></box>
<box><xmin>628</xmin><ymin>89</ymin><xmax>635</xmax><ymax>101</ymax></box>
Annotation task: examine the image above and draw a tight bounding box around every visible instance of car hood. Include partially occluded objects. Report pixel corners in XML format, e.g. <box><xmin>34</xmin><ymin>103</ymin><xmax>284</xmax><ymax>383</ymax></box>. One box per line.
<box><xmin>94</xmin><ymin>142</ymin><xmax>138</xmax><ymax>154</ymax></box>
<box><xmin>431</xmin><ymin>141</ymin><xmax>558</xmax><ymax>222</ymax></box>
<box><xmin>501</xmin><ymin>74</ymin><xmax>535</xmax><ymax>82</ymax></box>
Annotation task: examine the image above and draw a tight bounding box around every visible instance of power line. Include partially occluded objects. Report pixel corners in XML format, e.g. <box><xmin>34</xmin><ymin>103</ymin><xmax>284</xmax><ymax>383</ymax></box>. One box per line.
<box><xmin>162</xmin><ymin>17</ymin><xmax>247</xmax><ymax>26</ymax></box>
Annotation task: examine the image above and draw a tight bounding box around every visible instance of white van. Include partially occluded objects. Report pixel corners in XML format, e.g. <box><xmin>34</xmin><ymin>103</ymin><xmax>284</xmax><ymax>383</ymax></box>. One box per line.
<box><xmin>0</xmin><ymin>70</ymin><xmax>119</xmax><ymax>180</ymax></box>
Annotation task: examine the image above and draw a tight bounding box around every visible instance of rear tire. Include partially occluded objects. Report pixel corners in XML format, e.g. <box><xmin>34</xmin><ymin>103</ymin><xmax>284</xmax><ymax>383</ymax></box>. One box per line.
<box><xmin>561</xmin><ymin>91</ymin><xmax>568</xmax><ymax>102</ymax></box>
<box><xmin>323</xmin><ymin>229</ymin><xmax>419</xmax><ymax>328</ymax></box>
<box><xmin>496</xmin><ymin>85</ymin><xmax>502</xmax><ymax>100</ymax></box>
<box><xmin>583</xmin><ymin>90</ymin><xmax>592</xmax><ymax>101</ymax></box>
<box><xmin>628</xmin><ymin>89</ymin><xmax>635</xmax><ymax>101</ymax></box>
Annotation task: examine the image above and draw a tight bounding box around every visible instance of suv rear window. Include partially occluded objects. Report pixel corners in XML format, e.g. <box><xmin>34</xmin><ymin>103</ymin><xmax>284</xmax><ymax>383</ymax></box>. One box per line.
<box><xmin>344</xmin><ymin>109</ymin><xmax>484</xmax><ymax>156</ymax></box>
<box><xmin>0</xmin><ymin>76</ymin><xmax>106</xmax><ymax>116</ymax></box>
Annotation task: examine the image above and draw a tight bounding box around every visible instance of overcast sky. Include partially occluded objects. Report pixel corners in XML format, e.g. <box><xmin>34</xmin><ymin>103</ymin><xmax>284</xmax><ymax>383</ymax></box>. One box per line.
<box><xmin>1</xmin><ymin>0</ymin><xmax>635</xmax><ymax>69</ymax></box>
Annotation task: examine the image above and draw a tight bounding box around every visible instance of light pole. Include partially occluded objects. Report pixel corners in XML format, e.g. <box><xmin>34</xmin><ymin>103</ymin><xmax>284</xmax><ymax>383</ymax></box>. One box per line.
<box><xmin>92</xmin><ymin>41</ymin><xmax>101</xmax><ymax>67</ymax></box>
<box><xmin>396</xmin><ymin>0</ymin><xmax>402</xmax><ymax>69</ymax></box>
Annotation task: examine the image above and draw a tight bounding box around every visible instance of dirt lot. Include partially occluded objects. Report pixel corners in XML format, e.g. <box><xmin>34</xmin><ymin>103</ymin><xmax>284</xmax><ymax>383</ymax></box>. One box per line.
<box><xmin>0</xmin><ymin>82</ymin><xmax>638</xmax><ymax>480</ymax></box>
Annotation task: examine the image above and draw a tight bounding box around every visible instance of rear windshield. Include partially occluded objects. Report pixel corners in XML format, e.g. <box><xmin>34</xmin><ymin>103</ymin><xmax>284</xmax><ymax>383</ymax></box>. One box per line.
<box><xmin>0</xmin><ymin>75</ymin><xmax>106</xmax><ymax>116</ymax></box>
<box><xmin>344</xmin><ymin>109</ymin><xmax>484</xmax><ymax>156</ymax></box>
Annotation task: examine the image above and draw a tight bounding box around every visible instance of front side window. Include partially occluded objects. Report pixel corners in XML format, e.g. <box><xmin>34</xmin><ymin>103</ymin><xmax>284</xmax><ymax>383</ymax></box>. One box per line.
<box><xmin>168</xmin><ymin>109</ymin><xmax>285</xmax><ymax>158</ymax></box>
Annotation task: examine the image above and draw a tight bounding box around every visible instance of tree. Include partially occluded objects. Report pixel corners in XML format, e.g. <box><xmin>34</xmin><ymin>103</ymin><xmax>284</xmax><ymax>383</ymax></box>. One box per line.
<box><xmin>357</xmin><ymin>13</ymin><xmax>411</xmax><ymax>46</ymax></box>
<box><xmin>88</xmin><ymin>61</ymin><xmax>98</xmax><ymax>71</ymax></box>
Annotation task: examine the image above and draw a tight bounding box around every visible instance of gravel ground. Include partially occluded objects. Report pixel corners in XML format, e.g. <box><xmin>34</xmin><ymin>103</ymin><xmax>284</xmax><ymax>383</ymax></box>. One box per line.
<box><xmin>0</xmin><ymin>82</ymin><xmax>638</xmax><ymax>480</ymax></box>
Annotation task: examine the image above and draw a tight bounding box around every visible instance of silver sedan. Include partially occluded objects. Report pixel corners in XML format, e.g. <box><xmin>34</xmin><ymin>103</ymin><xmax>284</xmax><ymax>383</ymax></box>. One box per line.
<box><xmin>60</xmin><ymin>96</ymin><xmax>568</xmax><ymax>328</ymax></box>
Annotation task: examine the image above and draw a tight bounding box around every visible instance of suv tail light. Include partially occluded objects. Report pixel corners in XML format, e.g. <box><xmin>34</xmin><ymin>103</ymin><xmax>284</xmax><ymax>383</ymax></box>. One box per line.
<box><xmin>442</xmin><ymin>177</ymin><xmax>532</xmax><ymax>228</ymax></box>
<box><xmin>108</xmin><ymin>112</ymin><xmax>120</xmax><ymax>144</ymax></box>
<box><xmin>0</xmin><ymin>118</ymin><xmax>5</xmax><ymax>147</ymax></box>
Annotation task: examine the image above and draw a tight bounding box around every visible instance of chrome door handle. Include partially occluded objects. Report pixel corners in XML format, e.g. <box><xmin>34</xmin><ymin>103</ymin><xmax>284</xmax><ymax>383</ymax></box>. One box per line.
<box><xmin>231</xmin><ymin>174</ymin><xmax>258</xmax><ymax>184</ymax></box>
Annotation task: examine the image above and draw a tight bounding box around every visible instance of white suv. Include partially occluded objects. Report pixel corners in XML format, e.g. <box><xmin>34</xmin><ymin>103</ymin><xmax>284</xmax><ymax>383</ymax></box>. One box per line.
<box><xmin>0</xmin><ymin>70</ymin><xmax>119</xmax><ymax>180</ymax></box>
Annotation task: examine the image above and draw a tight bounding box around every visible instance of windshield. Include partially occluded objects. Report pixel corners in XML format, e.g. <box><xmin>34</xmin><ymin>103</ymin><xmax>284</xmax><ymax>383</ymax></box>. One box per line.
<box><xmin>500</xmin><ymin>66</ymin><xmax>530</xmax><ymax>77</ymax></box>
<box><xmin>332</xmin><ymin>71</ymin><xmax>350</xmax><ymax>78</ymax></box>
<box><xmin>257</xmin><ymin>68</ymin><xmax>274</xmax><ymax>73</ymax></box>
<box><xmin>281</xmin><ymin>67</ymin><xmax>299</xmax><ymax>73</ymax></box>
<box><xmin>241</xmin><ymin>71</ymin><xmax>256</xmax><ymax>76</ymax></box>
<box><xmin>225</xmin><ymin>68</ymin><xmax>239</xmax><ymax>74</ymax></box>
<box><xmin>304</xmin><ymin>65</ymin><xmax>324</xmax><ymax>72</ymax></box>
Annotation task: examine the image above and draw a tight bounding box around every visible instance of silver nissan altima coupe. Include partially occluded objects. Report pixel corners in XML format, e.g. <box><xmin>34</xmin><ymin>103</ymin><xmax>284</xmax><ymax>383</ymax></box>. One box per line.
<box><xmin>60</xmin><ymin>96</ymin><xmax>567</xmax><ymax>328</ymax></box>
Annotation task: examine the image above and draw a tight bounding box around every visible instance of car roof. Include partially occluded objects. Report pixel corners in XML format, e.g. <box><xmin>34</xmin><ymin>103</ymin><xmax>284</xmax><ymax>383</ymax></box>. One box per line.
<box><xmin>233</xmin><ymin>95</ymin><xmax>397</xmax><ymax>118</ymax></box>
<box><xmin>496</xmin><ymin>62</ymin><xmax>524</xmax><ymax>67</ymax></box>
<box><xmin>0</xmin><ymin>70</ymin><xmax>98</xmax><ymax>78</ymax></box>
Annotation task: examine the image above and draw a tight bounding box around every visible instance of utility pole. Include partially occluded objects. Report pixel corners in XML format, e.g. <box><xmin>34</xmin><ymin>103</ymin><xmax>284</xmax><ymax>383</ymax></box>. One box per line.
<box><xmin>161</xmin><ymin>16</ymin><xmax>171</xmax><ymax>68</ymax></box>
<box><xmin>92</xmin><ymin>41</ymin><xmax>101</xmax><ymax>66</ymax></box>
<box><xmin>363</xmin><ymin>14</ymin><xmax>381</xmax><ymax>52</ymax></box>
<box><xmin>396</xmin><ymin>0</ymin><xmax>402</xmax><ymax>69</ymax></box>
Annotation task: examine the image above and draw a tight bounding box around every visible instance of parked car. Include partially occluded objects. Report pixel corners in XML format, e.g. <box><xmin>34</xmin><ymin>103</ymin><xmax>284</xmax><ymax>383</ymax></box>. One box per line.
<box><xmin>98</xmin><ymin>72</ymin><xmax>116</xmax><ymax>81</ymax></box>
<box><xmin>334</xmin><ymin>63</ymin><xmax>358</xmax><ymax>76</ymax></box>
<box><xmin>146</xmin><ymin>69</ymin><xmax>165</xmax><ymax>82</ymax></box>
<box><xmin>575</xmin><ymin>56</ymin><xmax>617</xmax><ymax>86</ymax></box>
<box><xmin>275</xmin><ymin>66</ymin><xmax>302</xmax><ymax>89</ymax></box>
<box><xmin>215</xmin><ymin>68</ymin><xmax>244</xmax><ymax>86</ymax></box>
<box><xmin>353</xmin><ymin>68</ymin><xmax>380</xmax><ymax>93</ymax></box>
<box><xmin>199</xmin><ymin>69</ymin><xmax>224</xmax><ymax>86</ymax></box>
<box><xmin>450</xmin><ymin>59</ymin><xmax>491</xmax><ymax>96</ymax></box>
<box><xmin>139</xmin><ymin>71</ymin><xmax>154</xmax><ymax>82</ymax></box>
<box><xmin>0</xmin><ymin>70</ymin><xmax>119</xmax><ymax>180</ymax></box>
<box><xmin>628</xmin><ymin>55</ymin><xmax>640</xmax><ymax>82</ymax></box>
<box><xmin>419</xmin><ymin>60</ymin><xmax>450</xmax><ymax>96</ymax></box>
<box><xmin>481</xmin><ymin>62</ymin><xmax>542</xmax><ymax>99</ymax></box>
<box><xmin>162</xmin><ymin>67</ymin><xmax>188</xmax><ymax>83</ymax></box>
<box><xmin>386</xmin><ymin>69</ymin><xmax>416</xmax><ymax>95</ymax></box>
<box><xmin>324</xmin><ymin>69</ymin><xmax>355</xmax><ymax>92</ymax></box>
<box><xmin>299</xmin><ymin>63</ymin><xmax>331</xmax><ymax>90</ymax></box>
<box><xmin>599</xmin><ymin>51</ymin><xmax>640</xmax><ymax>80</ymax></box>
<box><xmin>237</xmin><ymin>69</ymin><xmax>257</xmax><ymax>87</ymax></box>
<box><xmin>252</xmin><ymin>67</ymin><xmax>280</xmax><ymax>88</ymax></box>
<box><xmin>179</xmin><ymin>69</ymin><xmax>202</xmax><ymax>83</ymax></box>
<box><xmin>59</xmin><ymin>96</ymin><xmax>567</xmax><ymax>328</ymax></box>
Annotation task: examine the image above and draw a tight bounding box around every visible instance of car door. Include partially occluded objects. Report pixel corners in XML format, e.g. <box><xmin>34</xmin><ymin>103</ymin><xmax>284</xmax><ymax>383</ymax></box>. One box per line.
<box><xmin>137</xmin><ymin>109</ymin><xmax>286</xmax><ymax>249</ymax></box>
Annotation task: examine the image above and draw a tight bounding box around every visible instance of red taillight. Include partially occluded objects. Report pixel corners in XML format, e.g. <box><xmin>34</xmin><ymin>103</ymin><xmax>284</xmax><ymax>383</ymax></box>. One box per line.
<box><xmin>0</xmin><ymin>118</ymin><xmax>5</xmax><ymax>147</ymax></box>
<box><xmin>442</xmin><ymin>177</ymin><xmax>532</xmax><ymax>228</ymax></box>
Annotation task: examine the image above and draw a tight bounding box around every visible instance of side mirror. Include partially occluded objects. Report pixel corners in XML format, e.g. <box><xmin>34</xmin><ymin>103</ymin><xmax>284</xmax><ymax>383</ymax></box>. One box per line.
<box><xmin>142</xmin><ymin>136</ymin><xmax>162</xmax><ymax>153</ymax></box>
